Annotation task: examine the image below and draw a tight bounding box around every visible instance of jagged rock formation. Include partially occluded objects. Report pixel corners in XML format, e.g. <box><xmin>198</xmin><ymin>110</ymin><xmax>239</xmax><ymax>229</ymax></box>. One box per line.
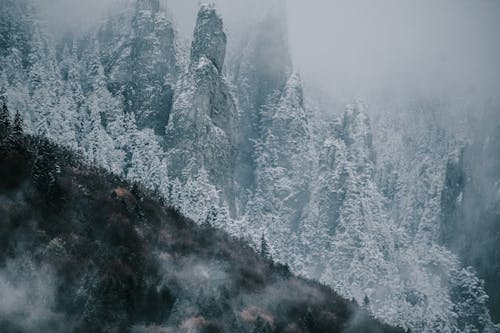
<box><xmin>190</xmin><ymin>3</ymin><xmax>226</xmax><ymax>72</ymax></box>
<box><xmin>165</xmin><ymin>4</ymin><xmax>238</xmax><ymax>216</ymax></box>
<box><xmin>97</xmin><ymin>0</ymin><xmax>178</xmax><ymax>134</ymax></box>
<box><xmin>1</xmin><ymin>1</ymin><xmax>500</xmax><ymax>332</ymax></box>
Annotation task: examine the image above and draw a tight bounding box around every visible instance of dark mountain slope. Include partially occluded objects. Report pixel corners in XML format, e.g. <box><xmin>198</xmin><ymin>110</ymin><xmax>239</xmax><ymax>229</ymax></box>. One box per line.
<box><xmin>0</xmin><ymin>114</ymin><xmax>403</xmax><ymax>333</ymax></box>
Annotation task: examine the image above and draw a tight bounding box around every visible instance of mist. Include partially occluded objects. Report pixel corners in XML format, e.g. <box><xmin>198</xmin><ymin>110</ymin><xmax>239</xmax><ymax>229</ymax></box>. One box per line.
<box><xmin>3</xmin><ymin>0</ymin><xmax>500</xmax><ymax>330</ymax></box>
<box><xmin>169</xmin><ymin>0</ymin><xmax>500</xmax><ymax>106</ymax></box>
<box><xmin>36</xmin><ymin>0</ymin><xmax>500</xmax><ymax>106</ymax></box>
<box><xmin>287</xmin><ymin>0</ymin><xmax>500</xmax><ymax>103</ymax></box>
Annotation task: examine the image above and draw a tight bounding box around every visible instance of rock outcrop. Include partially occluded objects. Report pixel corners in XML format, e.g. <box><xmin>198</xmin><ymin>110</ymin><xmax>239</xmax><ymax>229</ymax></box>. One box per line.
<box><xmin>165</xmin><ymin>4</ymin><xmax>238</xmax><ymax>216</ymax></box>
<box><xmin>190</xmin><ymin>3</ymin><xmax>226</xmax><ymax>72</ymax></box>
<box><xmin>98</xmin><ymin>0</ymin><xmax>178</xmax><ymax>135</ymax></box>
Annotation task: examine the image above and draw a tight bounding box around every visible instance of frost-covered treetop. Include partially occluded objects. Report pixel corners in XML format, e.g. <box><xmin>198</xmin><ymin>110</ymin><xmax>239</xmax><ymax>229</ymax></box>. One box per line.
<box><xmin>282</xmin><ymin>72</ymin><xmax>304</xmax><ymax>106</ymax></box>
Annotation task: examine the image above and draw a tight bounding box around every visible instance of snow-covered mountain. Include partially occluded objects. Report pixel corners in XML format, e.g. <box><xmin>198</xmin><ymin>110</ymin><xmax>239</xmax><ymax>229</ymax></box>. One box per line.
<box><xmin>0</xmin><ymin>124</ymin><xmax>404</xmax><ymax>333</ymax></box>
<box><xmin>1</xmin><ymin>0</ymin><xmax>499</xmax><ymax>332</ymax></box>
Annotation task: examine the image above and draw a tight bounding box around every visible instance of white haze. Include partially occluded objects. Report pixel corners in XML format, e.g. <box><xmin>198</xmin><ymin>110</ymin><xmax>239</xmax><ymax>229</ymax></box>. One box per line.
<box><xmin>288</xmin><ymin>0</ymin><xmax>500</xmax><ymax>104</ymax></box>
<box><xmin>39</xmin><ymin>0</ymin><xmax>500</xmax><ymax>106</ymax></box>
<box><xmin>171</xmin><ymin>0</ymin><xmax>500</xmax><ymax>106</ymax></box>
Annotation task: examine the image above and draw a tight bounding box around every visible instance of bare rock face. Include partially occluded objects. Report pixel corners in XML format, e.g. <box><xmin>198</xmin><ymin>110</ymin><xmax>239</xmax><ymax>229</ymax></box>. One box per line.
<box><xmin>165</xmin><ymin>4</ymin><xmax>238</xmax><ymax>216</ymax></box>
<box><xmin>190</xmin><ymin>4</ymin><xmax>227</xmax><ymax>72</ymax></box>
<box><xmin>136</xmin><ymin>0</ymin><xmax>160</xmax><ymax>12</ymax></box>
<box><xmin>98</xmin><ymin>0</ymin><xmax>178</xmax><ymax>135</ymax></box>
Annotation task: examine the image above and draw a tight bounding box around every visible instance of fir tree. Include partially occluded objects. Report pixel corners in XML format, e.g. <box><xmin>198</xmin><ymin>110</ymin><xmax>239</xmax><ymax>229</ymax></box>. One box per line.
<box><xmin>33</xmin><ymin>140</ymin><xmax>58</xmax><ymax>200</ymax></box>
<box><xmin>131</xmin><ymin>183</ymin><xmax>141</xmax><ymax>199</ymax></box>
<box><xmin>253</xmin><ymin>316</ymin><xmax>272</xmax><ymax>333</ymax></box>
<box><xmin>260</xmin><ymin>233</ymin><xmax>270</xmax><ymax>259</ymax></box>
<box><xmin>12</xmin><ymin>110</ymin><xmax>23</xmax><ymax>135</ymax></box>
<box><xmin>203</xmin><ymin>204</ymin><xmax>217</xmax><ymax>229</ymax></box>
<box><xmin>304</xmin><ymin>310</ymin><xmax>317</xmax><ymax>332</ymax></box>
<box><xmin>0</xmin><ymin>102</ymin><xmax>10</xmax><ymax>135</ymax></box>
<box><xmin>363</xmin><ymin>295</ymin><xmax>370</xmax><ymax>309</ymax></box>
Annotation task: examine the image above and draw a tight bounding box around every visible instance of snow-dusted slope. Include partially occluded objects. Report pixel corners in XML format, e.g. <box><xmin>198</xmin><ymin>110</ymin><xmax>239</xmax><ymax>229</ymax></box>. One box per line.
<box><xmin>1</xmin><ymin>0</ymin><xmax>499</xmax><ymax>332</ymax></box>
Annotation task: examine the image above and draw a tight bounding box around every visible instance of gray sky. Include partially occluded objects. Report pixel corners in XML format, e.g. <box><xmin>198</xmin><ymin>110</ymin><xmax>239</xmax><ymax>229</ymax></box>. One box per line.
<box><xmin>287</xmin><ymin>0</ymin><xmax>500</xmax><ymax>103</ymax></box>
<box><xmin>41</xmin><ymin>0</ymin><xmax>500</xmax><ymax>104</ymax></box>
<box><xmin>167</xmin><ymin>0</ymin><xmax>500</xmax><ymax>104</ymax></box>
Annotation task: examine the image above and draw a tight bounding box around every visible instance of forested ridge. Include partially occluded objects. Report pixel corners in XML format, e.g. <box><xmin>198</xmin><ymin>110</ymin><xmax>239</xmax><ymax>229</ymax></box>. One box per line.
<box><xmin>0</xmin><ymin>105</ymin><xmax>403</xmax><ymax>332</ymax></box>
<box><xmin>1</xmin><ymin>0</ymin><xmax>499</xmax><ymax>331</ymax></box>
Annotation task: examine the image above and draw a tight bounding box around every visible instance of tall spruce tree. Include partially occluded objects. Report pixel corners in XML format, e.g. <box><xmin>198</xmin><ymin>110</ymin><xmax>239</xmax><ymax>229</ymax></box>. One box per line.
<box><xmin>260</xmin><ymin>233</ymin><xmax>270</xmax><ymax>259</ymax></box>
<box><xmin>0</xmin><ymin>102</ymin><xmax>10</xmax><ymax>136</ymax></box>
<box><xmin>12</xmin><ymin>110</ymin><xmax>23</xmax><ymax>135</ymax></box>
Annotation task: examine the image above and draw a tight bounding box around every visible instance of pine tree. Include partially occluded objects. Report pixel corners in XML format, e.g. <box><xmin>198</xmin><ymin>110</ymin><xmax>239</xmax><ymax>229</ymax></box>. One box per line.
<box><xmin>12</xmin><ymin>110</ymin><xmax>23</xmax><ymax>135</ymax></box>
<box><xmin>304</xmin><ymin>310</ymin><xmax>317</xmax><ymax>332</ymax></box>
<box><xmin>363</xmin><ymin>295</ymin><xmax>370</xmax><ymax>309</ymax></box>
<box><xmin>33</xmin><ymin>140</ymin><xmax>58</xmax><ymax>201</ymax></box>
<box><xmin>0</xmin><ymin>102</ymin><xmax>10</xmax><ymax>135</ymax></box>
<box><xmin>203</xmin><ymin>204</ymin><xmax>217</xmax><ymax>229</ymax></box>
<box><xmin>253</xmin><ymin>316</ymin><xmax>272</xmax><ymax>333</ymax></box>
<box><xmin>260</xmin><ymin>233</ymin><xmax>270</xmax><ymax>259</ymax></box>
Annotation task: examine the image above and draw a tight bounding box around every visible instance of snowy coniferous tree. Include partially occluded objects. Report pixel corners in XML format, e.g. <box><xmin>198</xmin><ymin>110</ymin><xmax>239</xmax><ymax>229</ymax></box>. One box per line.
<box><xmin>78</xmin><ymin>40</ymin><xmax>125</xmax><ymax>174</ymax></box>
<box><xmin>245</xmin><ymin>73</ymin><xmax>314</xmax><ymax>261</ymax></box>
<box><xmin>126</xmin><ymin>127</ymin><xmax>167</xmax><ymax>190</ymax></box>
<box><xmin>307</xmin><ymin>103</ymin><xmax>395</xmax><ymax>301</ymax></box>
<box><xmin>295</xmin><ymin>102</ymin><xmax>498</xmax><ymax>332</ymax></box>
<box><xmin>26</xmin><ymin>31</ymin><xmax>53</xmax><ymax>132</ymax></box>
<box><xmin>0</xmin><ymin>1</ymin><xmax>497</xmax><ymax>331</ymax></box>
<box><xmin>174</xmin><ymin>167</ymin><xmax>224</xmax><ymax>225</ymax></box>
<box><xmin>0</xmin><ymin>102</ymin><xmax>10</xmax><ymax>136</ymax></box>
<box><xmin>57</xmin><ymin>41</ymin><xmax>85</xmax><ymax>149</ymax></box>
<box><xmin>203</xmin><ymin>204</ymin><xmax>217</xmax><ymax>229</ymax></box>
<box><xmin>12</xmin><ymin>110</ymin><xmax>23</xmax><ymax>135</ymax></box>
<box><xmin>260</xmin><ymin>233</ymin><xmax>271</xmax><ymax>259</ymax></box>
<box><xmin>81</xmin><ymin>104</ymin><xmax>111</xmax><ymax>168</ymax></box>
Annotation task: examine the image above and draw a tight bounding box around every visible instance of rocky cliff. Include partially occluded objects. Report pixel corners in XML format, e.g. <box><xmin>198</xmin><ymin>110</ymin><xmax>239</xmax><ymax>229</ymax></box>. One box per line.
<box><xmin>97</xmin><ymin>0</ymin><xmax>178</xmax><ymax>135</ymax></box>
<box><xmin>165</xmin><ymin>4</ymin><xmax>238</xmax><ymax>216</ymax></box>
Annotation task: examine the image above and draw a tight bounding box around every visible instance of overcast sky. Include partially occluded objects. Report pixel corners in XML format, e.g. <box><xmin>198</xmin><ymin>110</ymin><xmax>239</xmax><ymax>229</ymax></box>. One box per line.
<box><xmin>42</xmin><ymin>0</ymin><xmax>500</xmax><ymax>104</ymax></box>
<box><xmin>166</xmin><ymin>0</ymin><xmax>500</xmax><ymax>104</ymax></box>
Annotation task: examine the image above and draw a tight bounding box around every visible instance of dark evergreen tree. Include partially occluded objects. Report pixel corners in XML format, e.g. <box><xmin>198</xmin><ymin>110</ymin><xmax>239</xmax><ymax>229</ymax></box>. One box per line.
<box><xmin>0</xmin><ymin>102</ymin><xmax>10</xmax><ymax>136</ymax></box>
<box><xmin>131</xmin><ymin>183</ymin><xmax>141</xmax><ymax>199</ymax></box>
<box><xmin>203</xmin><ymin>204</ymin><xmax>218</xmax><ymax>229</ymax></box>
<box><xmin>253</xmin><ymin>316</ymin><xmax>272</xmax><ymax>333</ymax></box>
<box><xmin>260</xmin><ymin>233</ymin><xmax>270</xmax><ymax>259</ymax></box>
<box><xmin>32</xmin><ymin>140</ymin><xmax>59</xmax><ymax>204</ymax></box>
<box><xmin>12</xmin><ymin>110</ymin><xmax>23</xmax><ymax>135</ymax></box>
<box><xmin>304</xmin><ymin>310</ymin><xmax>317</xmax><ymax>332</ymax></box>
<box><xmin>363</xmin><ymin>295</ymin><xmax>370</xmax><ymax>308</ymax></box>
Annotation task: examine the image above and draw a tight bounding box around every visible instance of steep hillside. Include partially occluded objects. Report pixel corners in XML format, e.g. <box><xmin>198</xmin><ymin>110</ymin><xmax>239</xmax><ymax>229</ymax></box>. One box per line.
<box><xmin>0</xmin><ymin>115</ymin><xmax>402</xmax><ymax>332</ymax></box>
<box><xmin>1</xmin><ymin>0</ymin><xmax>499</xmax><ymax>331</ymax></box>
